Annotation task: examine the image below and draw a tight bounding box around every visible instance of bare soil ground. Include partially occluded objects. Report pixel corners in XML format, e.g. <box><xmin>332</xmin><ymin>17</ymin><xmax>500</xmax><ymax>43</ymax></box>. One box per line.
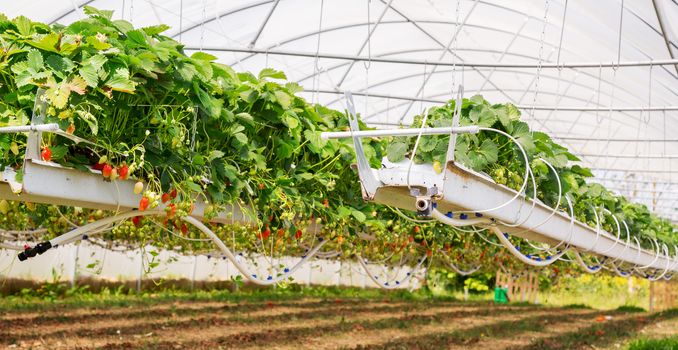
<box><xmin>1</xmin><ymin>298</ymin><xmax>675</xmax><ymax>350</ymax></box>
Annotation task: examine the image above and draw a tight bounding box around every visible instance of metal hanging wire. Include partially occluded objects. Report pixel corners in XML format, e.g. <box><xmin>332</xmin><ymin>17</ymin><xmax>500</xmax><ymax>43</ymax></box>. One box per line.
<box><xmin>363</xmin><ymin>0</ymin><xmax>373</xmax><ymax>117</ymax></box>
<box><xmin>540</xmin><ymin>0</ymin><xmax>568</xmax><ymax>135</ymax></box>
<box><xmin>451</xmin><ymin>0</ymin><xmax>461</xmax><ymax>95</ymax></box>
<box><xmin>312</xmin><ymin>0</ymin><xmax>324</xmax><ymax>105</ymax></box>
<box><xmin>362</xmin><ymin>0</ymin><xmax>373</xmax><ymax>71</ymax></box>
<box><xmin>530</xmin><ymin>0</ymin><xmax>550</xmax><ymax>126</ymax></box>
<box><xmin>179</xmin><ymin>0</ymin><xmax>183</xmax><ymax>42</ymax></box>
<box><xmin>199</xmin><ymin>0</ymin><xmax>206</xmax><ymax>51</ymax></box>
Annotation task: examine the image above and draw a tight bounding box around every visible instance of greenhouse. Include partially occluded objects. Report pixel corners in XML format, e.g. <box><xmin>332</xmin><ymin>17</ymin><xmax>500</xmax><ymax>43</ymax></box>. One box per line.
<box><xmin>0</xmin><ymin>1</ymin><xmax>677</xmax><ymax>349</ymax></box>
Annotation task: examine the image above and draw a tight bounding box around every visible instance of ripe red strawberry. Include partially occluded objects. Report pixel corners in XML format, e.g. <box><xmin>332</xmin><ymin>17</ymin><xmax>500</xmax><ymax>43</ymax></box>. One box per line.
<box><xmin>102</xmin><ymin>164</ymin><xmax>113</xmax><ymax>178</ymax></box>
<box><xmin>409</xmin><ymin>236</ymin><xmax>414</xmax><ymax>243</ymax></box>
<box><xmin>258</xmin><ymin>183</ymin><xmax>265</xmax><ymax>190</ymax></box>
<box><xmin>295</xmin><ymin>229</ymin><xmax>302</xmax><ymax>239</ymax></box>
<box><xmin>181</xmin><ymin>223</ymin><xmax>188</xmax><ymax>235</ymax></box>
<box><xmin>139</xmin><ymin>197</ymin><xmax>149</xmax><ymax>211</ymax></box>
<box><xmin>413</xmin><ymin>226</ymin><xmax>420</xmax><ymax>233</ymax></box>
<box><xmin>41</xmin><ymin>147</ymin><xmax>52</xmax><ymax>161</ymax></box>
<box><xmin>426</xmin><ymin>249</ymin><xmax>433</xmax><ymax>257</ymax></box>
<box><xmin>261</xmin><ymin>225</ymin><xmax>271</xmax><ymax>240</ymax></box>
<box><xmin>118</xmin><ymin>164</ymin><xmax>129</xmax><ymax>180</ymax></box>
<box><xmin>66</xmin><ymin>123</ymin><xmax>76</xmax><ymax>134</ymax></box>
<box><xmin>277</xmin><ymin>228</ymin><xmax>285</xmax><ymax>237</ymax></box>
<box><xmin>132</xmin><ymin>216</ymin><xmax>142</xmax><ymax>227</ymax></box>
<box><xmin>161</xmin><ymin>193</ymin><xmax>171</xmax><ymax>204</ymax></box>
<box><xmin>92</xmin><ymin>163</ymin><xmax>105</xmax><ymax>171</ymax></box>
<box><xmin>322</xmin><ymin>199</ymin><xmax>329</xmax><ymax>208</ymax></box>
<box><xmin>169</xmin><ymin>189</ymin><xmax>177</xmax><ymax>199</ymax></box>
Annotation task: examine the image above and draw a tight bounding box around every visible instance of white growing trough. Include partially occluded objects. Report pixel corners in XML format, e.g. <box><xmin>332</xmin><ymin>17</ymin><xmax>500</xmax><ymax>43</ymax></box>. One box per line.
<box><xmin>0</xmin><ymin>91</ymin><xmax>253</xmax><ymax>225</ymax></box>
<box><xmin>0</xmin><ymin>91</ymin><xmax>341</xmax><ymax>287</ymax></box>
<box><xmin>322</xmin><ymin>92</ymin><xmax>678</xmax><ymax>276</ymax></box>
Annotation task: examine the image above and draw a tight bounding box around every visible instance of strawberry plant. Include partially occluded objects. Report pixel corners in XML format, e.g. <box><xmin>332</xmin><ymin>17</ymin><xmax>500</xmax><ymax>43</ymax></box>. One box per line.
<box><xmin>0</xmin><ymin>8</ymin><xmax>672</xmax><ymax>278</ymax></box>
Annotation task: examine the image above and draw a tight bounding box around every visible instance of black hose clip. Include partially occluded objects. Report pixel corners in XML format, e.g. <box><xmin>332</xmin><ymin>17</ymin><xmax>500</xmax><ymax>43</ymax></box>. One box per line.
<box><xmin>17</xmin><ymin>241</ymin><xmax>52</xmax><ymax>261</ymax></box>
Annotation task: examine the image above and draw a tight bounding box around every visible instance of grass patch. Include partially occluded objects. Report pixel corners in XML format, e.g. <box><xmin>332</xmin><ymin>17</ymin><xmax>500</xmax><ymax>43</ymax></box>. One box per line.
<box><xmin>0</xmin><ymin>283</ymin><xmax>455</xmax><ymax>314</ymax></box>
<box><xmin>617</xmin><ymin>305</ymin><xmax>646</xmax><ymax>313</ymax></box>
<box><xmin>628</xmin><ymin>337</ymin><xmax>678</xmax><ymax>350</ymax></box>
<box><xmin>562</xmin><ymin>303</ymin><xmax>591</xmax><ymax>309</ymax></box>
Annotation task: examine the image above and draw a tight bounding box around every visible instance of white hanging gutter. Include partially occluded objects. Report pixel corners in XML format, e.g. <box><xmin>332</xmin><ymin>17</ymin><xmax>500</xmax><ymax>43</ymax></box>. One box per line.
<box><xmin>321</xmin><ymin>91</ymin><xmax>678</xmax><ymax>274</ymax></box>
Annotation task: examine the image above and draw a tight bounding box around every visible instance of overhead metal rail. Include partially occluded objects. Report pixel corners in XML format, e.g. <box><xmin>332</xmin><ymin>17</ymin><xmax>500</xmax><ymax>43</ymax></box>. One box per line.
<box><xmin>590</xmin><ymin>168</ymin><xmax>678</xmax><ymax>174</ymax></box>
<box><xmin>557</xmin><ymin>137</ymin><xmax>678</xmax><ymax>142</ymax></box>
<box><xmin>307</xmin><ymin>88</ymin><xmax>678</xmax><ymax>112</ymax></box>
<box><xmin>199</xmin><ymin>46</ymin><xmax>678</xmax><ymax>69</ymax></box>
<box><xmin>579</xmin><ymin>153</ymin><xmax>678</xmax><ymax>159</ymax></box>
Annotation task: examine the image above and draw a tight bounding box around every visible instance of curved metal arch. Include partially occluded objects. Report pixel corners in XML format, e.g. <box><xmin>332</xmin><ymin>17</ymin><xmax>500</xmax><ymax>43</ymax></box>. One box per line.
<box><xmin>377</xmin><ymin>0</ymin><xmax>678</xmax><ymax>83</ymax></box>
<box><xmin>168</xmin><ymin>0</ymin><xmax>274</xmax><ymax>38</ymax></box>
<box><xmin>48</xmin><ymin>0</ymin><xmax>96</xmax><ymax>24</ymax></box>
<box><xmin>322</xmin><ymin>88</ymin><xmax>668</xmax><ymax>133</ymax></box>
<box><xmin>177</xmin><ymin>0</ymin><xmax>678</xmax><ymax>86</ymax></box>
<box><xmin>47</xmin><ymin>0</ymin><xmax>678</xmax><ymax>62</ymax></box>
<box><xmin>314</xmin><ymin>67</ymin><xmax>676</xmax><ymax>130</ymax></box>
<box><xmin>189</xmin><ymin>1</ymin><xmax>678</xmax><ymax>84</ymax></box>
<box><xmin>57</xmin><ymin>1</ymin><xmax>677</xmax><ymax>106</ymax></box>
<box><xmin>308</xmin><ymin>88</ymin><xmax>678</xmax><ymax>112</ymax></box>
<box><xmin>274</xmin><ymin>44</ymin><xmax>678</xmax><ymax>122</ymax></box>
<box><xmin>190</xmin><ymin>20</ymin><xmax>677</xmax><ymax>106</ymax></box>
<box><xmin>312</xmin><ymin>64</ymin><xmax>674</xmax><ymax>111</ymax></box>
<box><xmin>210</xmin><ymin>20</ymin><xmax>569</xmax><ymax>67</ymax></box>
<box><xmin>170</xmin><ymin>0</ymin><xmax>551</xmax><ymax>41</ymax></box>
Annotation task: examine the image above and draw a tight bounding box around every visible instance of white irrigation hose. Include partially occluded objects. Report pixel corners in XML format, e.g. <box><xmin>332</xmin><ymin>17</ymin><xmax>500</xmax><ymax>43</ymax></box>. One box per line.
<box><xmin>606</xmin><ymin>219</ymin><xmax>633</xmax><ymax>266</ymax></box>
<box><xmin>635</xmin><ymin>238</ymin><xmax>662</xmax><ymax>270</ymax></box>
<box><xmin>647</xmin><ymin>243</ymin><xmax>672</xmax><ymax>281</ymax></box>
<box><xmin>358</xmin><ymin>253</ymin><xmax>427</xmax><ymax>289</ymax></box>
<box><xmin>671</xmin><ymin>245</ymin><xmax>678</xmax><ymax>271</ymax></box>
<box><xmin>431</xmin><ymin>208</ymin><xmax>491</xmax><ymax>226</ymax></box>
<box><xmin>598</xmin><ymin>209</ymin><xmax>622</xmax><ymax>255</ymax></box>
<box><xmin>50</xmin><ymin>210</ymin><xmax>163</xmax><ymax>247</ymax></box>
<box><xmin>630</xmin><ymin>237</ymin><xmax>644</xmax><ymax>270</ymax></box>
<box><xmin>0</xmin><ymin>123</ymin><xmax>60</xmax><ymax>133</ymax></box>
<box><xmin>20</xmin><ymin>211</ymin><xmax>330</xmax><ymax>286</ymax></box>
<box><xmin>490</xmin><ymin>226</ymin><xmax>566</xmax><ymax>267</ymax></box>
<box><xmin>572</xmin><ymin>251</ymin><xmax>603</xmax><ymax>273</ymax></box>
<box><xmin>496</xmin><ymin>165</ymin><xmax>539</xmax><ymax>228</ymax></box>
<box><xmin>513</xmin><ymin>158</ymin><xmax>563</xmax><ymax>234</ymax></box>
<box><xmin>452</xmin><ymin>127</ymin><xmax>531</xmax><ymax>217</ymax></box>
<box><xmin>526</xmin><ymin>195</ymin><xmax>575</xmax><ymax>254</ymax></box>
<box><xmin>182</xmin><ymin>216</ymin><xmax>327</xmax><ymax>286</ymax></box>
<box><xmin>582</xmin><ymin>205</ymin><xmax>603</xmax><ymax>252</ymax></box>
<box><xmin>0</xmin><ymin>242</ymin><xmax>24</xmax><ymax>250</ymax></box>
<box><xmin>474</xmin><ymin>128</ymin><xmax>529</xmax><ymax>215</ymax></box>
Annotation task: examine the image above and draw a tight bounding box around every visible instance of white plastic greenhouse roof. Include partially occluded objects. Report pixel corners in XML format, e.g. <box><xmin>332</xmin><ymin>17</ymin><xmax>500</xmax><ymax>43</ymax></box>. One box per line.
<box><xmin>3</xmin><ymin>0</ymin><xmax>678</xmax><ymax>221</ymax></box>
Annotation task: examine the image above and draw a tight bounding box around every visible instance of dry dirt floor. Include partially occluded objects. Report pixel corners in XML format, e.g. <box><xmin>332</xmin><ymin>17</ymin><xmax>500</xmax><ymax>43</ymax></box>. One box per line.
<box><xmin>1</xmin><ymin>298</ymin><xmax>676</xmax><ymax>350</ymax></box>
